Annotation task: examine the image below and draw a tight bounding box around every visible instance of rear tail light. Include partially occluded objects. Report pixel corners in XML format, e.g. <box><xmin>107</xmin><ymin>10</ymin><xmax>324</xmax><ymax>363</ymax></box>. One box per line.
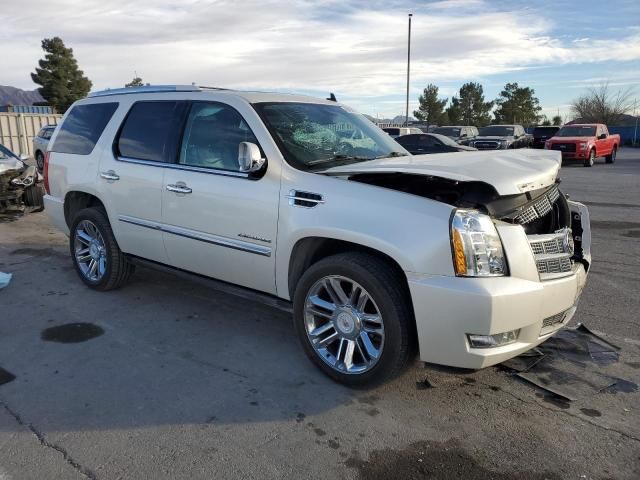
<box><xmin>43</xmin><ymin>151</ymin><xmax>51</xmax><ymax>194</ymax></box>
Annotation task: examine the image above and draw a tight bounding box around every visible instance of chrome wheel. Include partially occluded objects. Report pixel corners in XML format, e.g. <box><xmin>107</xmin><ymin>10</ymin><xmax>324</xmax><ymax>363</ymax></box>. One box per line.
<box><xmin>304</xmin><ymin>275</ymin><xmax>384</xmax><ymax>374</ymax></box>
<box><xmin>74</xmin><ymin>220</ymin><xmax>107</xmax><ymax>282</ymax></box>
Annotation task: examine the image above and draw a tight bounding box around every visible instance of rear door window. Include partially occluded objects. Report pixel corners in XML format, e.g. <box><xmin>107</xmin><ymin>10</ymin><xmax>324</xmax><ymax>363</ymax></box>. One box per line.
<box><xmin>117</xmin><ymin>101</ymin><xmax>187</xmax><ymax>163</ymax></box>
<box><xmin>52</xmin><ymin>103</ymin><xmax>118</xmax><ymax>155</ymax></box>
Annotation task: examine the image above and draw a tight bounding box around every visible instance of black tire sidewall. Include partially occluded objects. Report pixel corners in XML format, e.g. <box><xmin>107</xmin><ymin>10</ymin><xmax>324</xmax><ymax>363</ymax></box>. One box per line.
<box><xmin>36</xmin><ymin>152</ymin><xmax>44</xmax><ymax>171</ymax></box>
<box><xmin>293</xmin><ymin>254</ymin><xmax>410</xmax><ymax>386</ymax></box>
<box><xmin>69</xmin><ymin>208</ymin><xmax>119</xmax><ymax>289</ymax></box>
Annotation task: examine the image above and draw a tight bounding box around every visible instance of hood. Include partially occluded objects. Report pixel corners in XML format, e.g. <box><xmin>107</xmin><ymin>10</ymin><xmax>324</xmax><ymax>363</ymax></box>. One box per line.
<box><xmin>548</xmin><ymin>136</ymin><xmax>591</xmax><ymax>142</ymax></box>
<box><xmin>321</xmin><ymin>149</ymin><xmax>561</xmax><ymax>196</ymax></box>
<box><xmin>455</xmin><ymin>144</ymin><xmax>477</xmax><ymax>151</ymax></box>
<box><xmin>0</xmin><ymin>158</ymin><xmax>26</xmax><ymax>176</ymax></box>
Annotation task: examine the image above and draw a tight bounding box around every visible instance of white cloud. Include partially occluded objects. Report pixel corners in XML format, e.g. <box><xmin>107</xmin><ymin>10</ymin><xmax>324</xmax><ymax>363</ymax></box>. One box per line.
<box><xmin>1</xmin><ymin>0</ymin><xmax>639</xmax><ymax>117</ymax></box>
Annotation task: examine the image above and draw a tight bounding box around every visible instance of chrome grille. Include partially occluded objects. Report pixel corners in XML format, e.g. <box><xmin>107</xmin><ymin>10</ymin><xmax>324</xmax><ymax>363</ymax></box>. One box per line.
<box><xmin>529</xmin><ymin>236</ymin><xmax>564</xmax><ymax>255</ymax></box>
<box><xmin>536</xmin><ymin>256</ymin><xmax>572</xmax><ymax>275</ymax></box>
<box><xmin>542</xmin><ymin>311</ymin><xmax>567</xmax><ymax>328</ymax></box>
<box><xmin>515</xmin><ymin>185</ymin><xmax>560</xmax><ymax>224</ymax></box>
<box><xmin>474</xmin><ymin>141</ymin><xmax>499</xmax><ymax>150</ymax></box>
<box><xmin>528</xmin><ymin>228</ymin><xmax>574</xmax><ymax>280</ymax></box>
<box><xmin>539</xmin><ymin>309</ymin><xmax>571</xmax><ymax>336</ymax></box>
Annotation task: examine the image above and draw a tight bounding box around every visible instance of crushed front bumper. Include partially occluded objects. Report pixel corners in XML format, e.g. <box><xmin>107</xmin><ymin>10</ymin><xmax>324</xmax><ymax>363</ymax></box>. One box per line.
<box><xmin>409</xmin><ymin>200</ymin><xmax>591</xmax><ymax>369</ymax></box>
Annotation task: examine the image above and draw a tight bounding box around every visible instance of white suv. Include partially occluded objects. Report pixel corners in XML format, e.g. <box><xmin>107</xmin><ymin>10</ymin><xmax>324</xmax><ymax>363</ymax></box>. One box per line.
<box><xmin>43</xmin><ymin>85</ymin><xmax>591</xmax><ymax>385</ymax></box>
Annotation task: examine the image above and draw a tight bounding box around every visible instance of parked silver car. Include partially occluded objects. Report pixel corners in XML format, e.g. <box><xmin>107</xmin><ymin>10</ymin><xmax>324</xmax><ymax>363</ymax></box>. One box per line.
<box><xmin>33</xmin><ymin>125</ymin><xmax>56</xmax><ymax>171</ymax></box>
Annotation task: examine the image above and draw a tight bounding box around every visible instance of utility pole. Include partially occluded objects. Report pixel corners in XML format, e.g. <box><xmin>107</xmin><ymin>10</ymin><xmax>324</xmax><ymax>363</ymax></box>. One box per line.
<box><xmin>405</xmin><ymin>13</ymin><xmax>412</xmax><ymax>127</ymax></box>
<box><xmin>634</xmin><ymin>99</ymin><xmax>638</xmax><ymax>147</ymax></box>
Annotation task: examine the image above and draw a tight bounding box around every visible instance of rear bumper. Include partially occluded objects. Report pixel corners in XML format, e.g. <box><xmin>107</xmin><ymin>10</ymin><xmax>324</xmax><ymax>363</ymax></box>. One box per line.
<box><xmin>44</xmin><ymin>195</ymin><xmax>69</xmax><ymax>235</ymax></box>
<box><xmin>409</xmin><ymin>266</ymin><xmax>587</xmax><ymax>368</ymax></box>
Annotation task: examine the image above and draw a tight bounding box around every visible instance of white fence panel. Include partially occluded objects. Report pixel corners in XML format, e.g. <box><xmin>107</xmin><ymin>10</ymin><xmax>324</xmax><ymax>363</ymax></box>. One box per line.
<box><xmin>0</xmin><ymin>113</ymin><xmax>62</xmax><ymax>158</ymax></box>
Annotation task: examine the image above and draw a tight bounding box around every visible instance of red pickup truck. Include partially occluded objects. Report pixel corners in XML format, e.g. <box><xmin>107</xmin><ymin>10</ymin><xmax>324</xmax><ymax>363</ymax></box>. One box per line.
<box><xmin>545</xmin><ymin>124</ymin><xmax>620</xmax><ymax>167</ymax></box>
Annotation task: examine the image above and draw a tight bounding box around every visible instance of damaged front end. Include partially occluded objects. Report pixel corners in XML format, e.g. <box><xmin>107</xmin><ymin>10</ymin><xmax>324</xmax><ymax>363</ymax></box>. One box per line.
<box><xmin>348</xmin><ymin>172</ymin><xmax>590</xmax><ymax>273</ymax></box>
<box><xmin>0</xmin><ymin>157</ymin><xmax>44</xmax><ymax>214</ymax></box>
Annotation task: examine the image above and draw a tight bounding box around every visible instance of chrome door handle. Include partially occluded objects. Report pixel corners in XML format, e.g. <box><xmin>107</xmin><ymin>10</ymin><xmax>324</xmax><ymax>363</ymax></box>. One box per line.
<box><xmin>166</xmin><ymin>184</ymin><xmax>192</xmax><ymax>194</ymax></box>
<box><xmin>100</xmin><ymin>170</ymin><xmax>120</xmax><ymax>182</ymax></box>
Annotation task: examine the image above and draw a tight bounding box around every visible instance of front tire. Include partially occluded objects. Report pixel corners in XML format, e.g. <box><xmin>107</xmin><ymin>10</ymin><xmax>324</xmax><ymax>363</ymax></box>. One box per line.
<box><xmin>584</xmin><ymin>149</ymin><xmax>595</xmax><ymax>167</ymax></box>
<box><xmin>69</xmin><ymin>208</ymin><xmax>134</xmax><ymax>291</ymax></box>
<box><xmin>293</xmin><ymin>252</ymin><xmax>415</xmax><ymax>386</ymax></box>
<box><xmin>605</xmin><ymin>146</ymin><xmax>616</xmax><ymax>164</ymax></box>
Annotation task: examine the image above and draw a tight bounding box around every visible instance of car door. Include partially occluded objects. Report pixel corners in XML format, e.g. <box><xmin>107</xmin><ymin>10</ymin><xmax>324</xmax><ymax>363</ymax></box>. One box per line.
<box><xmin>161</xmin><ymin>101</ymin><xmax>281</xmax><ymax>295</ymax></box>
<box><xmin>600</xmin><ymin>125</ymin><xmax>614</xmax><ymax>155</ymax></box>
<box><xmin>99</xmin><ymin>100</ymin><xmax>188</xmax><ymax>264</ymax></box>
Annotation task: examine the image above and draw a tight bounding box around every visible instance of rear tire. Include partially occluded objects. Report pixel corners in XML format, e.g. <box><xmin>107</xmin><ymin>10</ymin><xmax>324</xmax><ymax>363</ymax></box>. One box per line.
<box><xmin>69</xmin><ymin>207</ymin><xmax>134</xmax><ymax>291</ymax></box>
<box><xmin>584</xmin><ymin>149</ymin><xmax>595</xmax><ymax>167</ymax></box>
<box><xmin>35</xmin><ymin>152</ymin><xmax>44</xmax><ymax>172</ymax></box>
<box><xmin>605</xmin><ymin>146</ymin><xmax>616</xmax><ymax>164</ymax></box>
<box><xmin>293</xmin><ymin>252</ymin><xmax>415</xmax><ymax>386</ymax></box>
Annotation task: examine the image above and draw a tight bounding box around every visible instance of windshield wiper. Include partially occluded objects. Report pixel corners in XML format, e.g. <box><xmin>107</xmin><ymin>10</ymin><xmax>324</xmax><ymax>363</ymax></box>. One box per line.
<box><xmin>374</xmin><ymin>151</ymin><xmax>409</xmax><ymax>159</ymax></box>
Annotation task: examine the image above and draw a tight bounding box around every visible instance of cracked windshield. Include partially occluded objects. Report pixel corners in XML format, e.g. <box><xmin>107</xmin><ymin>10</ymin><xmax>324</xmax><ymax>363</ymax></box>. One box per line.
<box><xmin>255</xmin><ymin>102</ymin><xmax>407</xmax><ymax>171</ymax></box>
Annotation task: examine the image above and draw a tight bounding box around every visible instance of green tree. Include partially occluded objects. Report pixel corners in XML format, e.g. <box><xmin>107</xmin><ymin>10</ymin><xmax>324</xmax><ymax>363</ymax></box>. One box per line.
<box><xmin>445</xmin><ymin>97</ymin><xmax>462</xmax><ymax>124</ymax></box>
<box><xmin>456</xmin><ymin>82</ymin><xmax>493</xmax><ymax>126</ymax></box>
<box><xmin>493</xmin><ymin>82</ymin><xmax>542</xmax><ymax>125</ymax></box>
<box><xmin>125</xmin><ymin>76</ymin><xmax>144</xmax><ymax>88</ymax></box>
<box><xmin>31</xmin><ymin>37</ymin><xmax>92</xmax><ymax>113</ymax></box>
<box><xmin>541</xmin><ymin>116</ymin><xmax>551</xmax><ymax>126</ymax></box>
<box><xmin>413</xmin><ymin>84</ymin><xmax>447</xmax><ymax>125</ymax></box>
<box><xmin>552</xmin><ymin>115</ymin><xmax>563</xmax><ymax>126</ymax></box>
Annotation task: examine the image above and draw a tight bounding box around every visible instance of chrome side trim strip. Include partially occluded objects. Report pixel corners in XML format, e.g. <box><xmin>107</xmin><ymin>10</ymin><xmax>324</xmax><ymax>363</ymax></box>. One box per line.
<box><xmin>116</xmin><ymin>156</ymin><xmax>249</xmax><ymax>179</ymax></box>
<box><xmin>119</xmin><ymin>215</ymin><xmax>161</xmax><ymax>230</ymax></box>
<box><xmin>118</xmin><ymin>215</ymin><xmax>271</xmax><ymax>257</ymax></box>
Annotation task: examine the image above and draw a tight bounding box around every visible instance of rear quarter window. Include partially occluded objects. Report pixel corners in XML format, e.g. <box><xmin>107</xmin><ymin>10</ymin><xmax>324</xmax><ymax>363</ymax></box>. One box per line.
<box><xmin>52</xmin><ymin>103</ymin><xmax>118</xmax><ymax>155</ymax></box>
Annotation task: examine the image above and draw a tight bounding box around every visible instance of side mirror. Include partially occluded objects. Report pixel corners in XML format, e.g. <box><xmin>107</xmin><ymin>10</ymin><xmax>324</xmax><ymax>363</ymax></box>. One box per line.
<box><xmin>460</xmin><ymin>133</ymin><xmax>467</xmax><ymax>138</ymax></box>
<box><xmin>238</xmin><ymin>142</ymin><xmax>265</xmax><ymax>172</ymax></box>
<box><xmin>598</xmin><ymin>133</ymin><xmax>607</xmax><ymax>140</ymax></box>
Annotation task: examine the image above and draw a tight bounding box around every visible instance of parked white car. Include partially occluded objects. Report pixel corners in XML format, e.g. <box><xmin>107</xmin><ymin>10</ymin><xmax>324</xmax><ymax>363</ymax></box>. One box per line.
<box><xmin>43</xmin><ymin>85</ymin><xmax>591</xmax><ymax>385</ymax></box>
<box><xmin>33</xmin><ymin>124</ymin><xmax>56</xmax><ymax>171</ymax></box>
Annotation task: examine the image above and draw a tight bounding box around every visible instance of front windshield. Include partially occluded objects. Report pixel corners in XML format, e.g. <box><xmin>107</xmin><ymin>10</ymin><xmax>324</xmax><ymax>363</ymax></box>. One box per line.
<box><xmin>556</xmin><ymin>126</ymin><xmax>596</xmax><ymax>137</ymax></box>
<box><xmin>478</xmin><ymin>126</ymin><xmax>514</xmax><ymax>136</ymax></box>
<box><xmin>432</xmin><ymin>127</ymin><xmax>461</xmax><ymax>137</ymax></box>
<box><xmin>253</xmin><ymin>102</ymin><xmax>408</xmax><ymax>171</ymax></box>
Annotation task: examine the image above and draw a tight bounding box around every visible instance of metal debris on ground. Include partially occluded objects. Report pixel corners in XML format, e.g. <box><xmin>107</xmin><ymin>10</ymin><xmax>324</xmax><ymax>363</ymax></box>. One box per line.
<box><xmin>500</xmin><ymin>324</ymin><xmax>637</xmax><ymax>401</ymax></box>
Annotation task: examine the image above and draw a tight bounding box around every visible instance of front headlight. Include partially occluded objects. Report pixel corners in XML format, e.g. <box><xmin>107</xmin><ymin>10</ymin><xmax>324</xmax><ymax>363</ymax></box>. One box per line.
<box><xmin>450</xmin><ymin>210</ymin><xmax>508</xmax><ymax>277</ymax></box>
<box><xmin>579</xmin><ymin>142</ymin><xmax>588</xmax><ymax>151</ymax></box>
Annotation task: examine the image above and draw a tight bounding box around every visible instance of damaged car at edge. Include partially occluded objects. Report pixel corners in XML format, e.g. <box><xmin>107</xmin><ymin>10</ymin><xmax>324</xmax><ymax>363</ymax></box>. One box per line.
<box><xmin>43</xmin><ymin>87</ymin><xmax>591</xmax><ymax>386</ymax></box>
<box><xmin>0</xmin><ymin>144</ymin><xmax>44</xmax><ymax>214</ymax></box>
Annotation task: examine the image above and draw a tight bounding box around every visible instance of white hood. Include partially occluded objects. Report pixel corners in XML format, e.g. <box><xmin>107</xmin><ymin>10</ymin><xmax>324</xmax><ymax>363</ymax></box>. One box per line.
<box><xmin>322</xmin><ymin>149</ymin><xmax>561</xmax><ymax>196</ymax></box>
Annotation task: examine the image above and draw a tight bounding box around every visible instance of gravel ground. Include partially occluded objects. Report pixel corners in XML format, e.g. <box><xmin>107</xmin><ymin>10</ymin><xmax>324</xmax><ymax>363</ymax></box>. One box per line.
<box><xmin>0</xmin><ymin>149</ymin><xmax>638</xmax><ymax>480</ymax></box>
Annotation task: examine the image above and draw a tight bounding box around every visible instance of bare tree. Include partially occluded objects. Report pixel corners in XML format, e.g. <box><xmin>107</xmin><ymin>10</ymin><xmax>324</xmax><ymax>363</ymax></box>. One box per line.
<box><xmin>570</xmin><ymin>82</ymin><xmax>635</xmax><ymax>124</ymax></box>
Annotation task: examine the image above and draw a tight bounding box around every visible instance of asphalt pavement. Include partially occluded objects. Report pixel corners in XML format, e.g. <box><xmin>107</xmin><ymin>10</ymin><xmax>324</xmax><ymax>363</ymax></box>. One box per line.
<box><xmin>0</xmin><ymin>149</ymin><xmax>638</xmax><ymax>479</ymax></box>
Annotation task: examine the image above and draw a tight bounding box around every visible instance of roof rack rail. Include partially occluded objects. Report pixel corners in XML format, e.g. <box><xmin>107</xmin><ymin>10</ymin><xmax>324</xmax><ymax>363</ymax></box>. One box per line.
<box><xmin>88</xmin><ymin>84</ymin><xmax>204</xmax><ymax>98</ymax></box>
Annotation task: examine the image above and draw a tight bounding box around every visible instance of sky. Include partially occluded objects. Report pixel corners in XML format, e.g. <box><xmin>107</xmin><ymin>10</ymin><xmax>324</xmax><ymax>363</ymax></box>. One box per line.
<box><xmin>2</xmin><ymin>0</ymin><xmax>639</xmax><ymax>120</ymax></box>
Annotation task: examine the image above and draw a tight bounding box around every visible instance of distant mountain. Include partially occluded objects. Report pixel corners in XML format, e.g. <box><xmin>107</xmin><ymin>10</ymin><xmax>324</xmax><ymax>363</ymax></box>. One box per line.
<box><xmin>0</xmin><ymin>86</ymin><xmax>45</xmax><ymax>106</ymax></box>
